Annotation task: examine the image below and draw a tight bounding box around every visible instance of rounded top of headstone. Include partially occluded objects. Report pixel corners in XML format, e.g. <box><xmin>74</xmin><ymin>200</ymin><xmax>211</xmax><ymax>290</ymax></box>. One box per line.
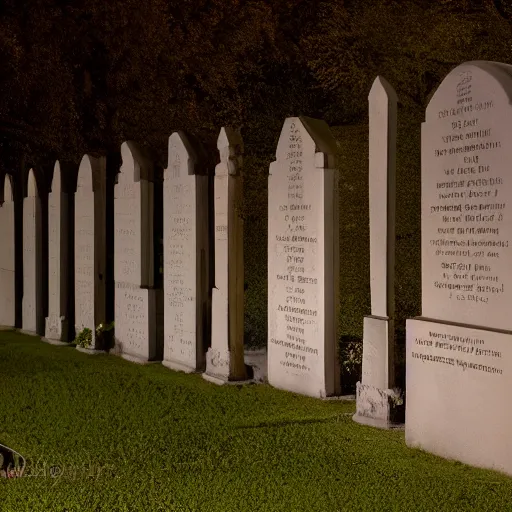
<box><xmin>275</xmin><ymin>116</ymin><xmax>337</xmax><ymax>162</ymax></box>
<box><xmin>51</xmin><ymin>161</ymin><xmax>62</xmax><ymax>194</ymax></box>
<box><xmin>425</xmin><ymin>60</ymin><xmax>512</xmax><ymax>123</ymax></box>
<box><xmin>27</xmin><ymin>169</ymin><xmax>38</xmax><ymax>198</ymax></box>
<box><xmin>217</xmin><ymin>127</ymin><xmax>243</xmax><ymax>176</ymax></box>
<box><xmin>76</xmin><ymin>154</ymin><xmax>94</xmax><ymax>194</ymax></box>
<box><xmin>3</xmin><ymin>174</ymin><xmax>13</xmax><ymax>204</ymax></box>
<box><xmin>120</xmin><ymin>141</ymin><xmax>153</xmax><ymax>183</ymax></box>
<box><xmin>166</xmin><ymin>131</ymin><xmax>198</xmax><ymax>176</ymax></box>
<box><xmin>369</xmin><ymin>76</ymin><xmax>398</xmax><ymax>104</ymax></box>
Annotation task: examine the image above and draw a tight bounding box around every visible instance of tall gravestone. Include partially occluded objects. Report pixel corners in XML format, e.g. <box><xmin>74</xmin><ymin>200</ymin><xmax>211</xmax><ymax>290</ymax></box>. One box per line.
<box><xmin>267</xmin><ymin>117</ymin><xmax>340</xmax><ymax>398</ymax></box>
<box><xmin>163</xmin><ymin>132</ymin><xmax>209</xmax><ymax>372</ymax></box>
<box><xmin>44</xmin><ymin>162</ymin><xmax>70</xmax><ymax>343</ymax></box>
<box><xmin>114</xmin><ymin>141</ymin><xmax>157</xmax><ymax>363</ymax></box>
<box><xmin>354</xmin><ymin>77</ymin><xmax>401</xmax><ymax>427</ymax></box>
<box><xmin>22</xmin><ymin>169</ymin><xmax>44</xmax><ymax>335</ymax></box>
<box><xmin>75</xmin><ymin>155</ymin><xmax>107</xmax><ymax>350</ymax></box>
<box><xmin>203</xmin><ymin>127</ymin><xmax>247</xmax><ymax>384</ymax></box>
<box><xmin>0</xmin><ymin>175</ymin><xmax>15</xmax><ymax>327</ymax></box>
<box><xmin>407</xmin><ymin>61</ymin><xmax>512</xmax><ymax>476</ymax></box>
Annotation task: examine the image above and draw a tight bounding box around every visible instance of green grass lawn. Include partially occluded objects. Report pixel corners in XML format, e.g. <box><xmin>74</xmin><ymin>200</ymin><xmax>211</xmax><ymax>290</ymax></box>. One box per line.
<box><xmin>1</xmin><ymin>331</ymin><xmax>512</xmax><ymax>511</ymax></box>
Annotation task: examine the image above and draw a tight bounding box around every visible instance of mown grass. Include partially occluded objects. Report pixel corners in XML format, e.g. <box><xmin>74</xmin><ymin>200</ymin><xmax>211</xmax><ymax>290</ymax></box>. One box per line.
<box><xmin>1</xmin><ymin>331</ymin><xmax>512</xmax><ymax>511</ymax></box>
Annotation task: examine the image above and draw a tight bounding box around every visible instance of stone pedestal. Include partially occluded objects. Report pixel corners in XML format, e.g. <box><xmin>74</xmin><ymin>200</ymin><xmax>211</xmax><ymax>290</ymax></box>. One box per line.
<box><xmin>407</xmin><ymin>317</ymin><xmax>512</xmax><ymax>475</ymax></box>
<box><xmin>114</xmin><ymin>142</ymin><xmax>156</xmax><ymax>362</ymax></box>
<box><xmin>267</xmin><ymin>117</ymin><xmax>340</xmax><ymax>398</ymax></box>
<box><xmin>354</xmin><ymin>315</ymin><xmax>403</xmax><ymax>428</ymax></box>
<box><xmin>163</xmin><ymin>132</ymin><xmax>209</xmax><ymax>373</ymax></box>
<box><xmin>44</xmin><ymin>162</ymin><xmax>70</xmax><ymax>343</ymax></box>
<box><xmin>22</xmin><ymin>170</ymin><xmax>44</xmax><ymax>335</ymax></box>
<box><xmin>0</xmin><ymin>175</ymin><xmax>15</xmax><ymax>328</ymax></box>
<box><xmin>204</xmin><ymin>127</ymin><xmax>248</xmax><ymax>384</ymax></box>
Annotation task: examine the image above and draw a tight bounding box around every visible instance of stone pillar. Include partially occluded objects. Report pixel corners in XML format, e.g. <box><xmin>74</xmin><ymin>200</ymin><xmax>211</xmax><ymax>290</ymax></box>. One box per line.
<box><xmin>22</xmin><ymin>169</ymin><xmax>44</xmax><ymax>335</ymax></box>
<box><xmin>163</xmin><ymin>132</ymin><xmax>209</xmax><ymax>373</ymax></box>
<box><xmin>0</xmin><ymin>175</ymin><xmax>15</xmax><ymax>328</ymax></box>
<box><xmin>114</xmin><ymin>141</ymin><xmax>157</xmax><ymax>363</ymax></box>
<box><xmin>353</xmin><ymin>76</ymin><xmax>401</xmax><ymax>428</ymax></box>
<box><xmin>267</xmin><ymin>117</ymin><xmax>340</xmax><ymax>398</ymax></box>
<box><xmin>44</xmin><ymin>162</ymin><xmax>70</xmax><ymax>343</ymax></box>
<box><xmin>75</xmin><ymin>155</ymin><xmax>107</xmax><ymax>351</ymax></box>
<box><xmin>204</xmin><ymin>127</ymin><xmax>247</xmax><ymax>384</ymax></box>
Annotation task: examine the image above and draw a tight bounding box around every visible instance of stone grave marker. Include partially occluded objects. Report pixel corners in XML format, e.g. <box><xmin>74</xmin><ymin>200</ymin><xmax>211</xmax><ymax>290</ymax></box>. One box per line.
<box><xmin>0</xmin><ymin>175</ymin><xmax>15</xmax><ymax>327</ymax></box>
<box><xmin>354</xmin><ymin>77</ymin><xmax>401</xmax><ymax>428</ymax></box>
<box><xmin>22</xmin><ymin>169</ymin><xmax>44</xmax><ymax>335</ymax></box>
<box><xmin>162</xmin><ymin>132</ymin><xmax>209</xmax><ymax>373</ymax></box>
<box><xmin>75</xmin><ymin>156</ymin><xmax>97</xmax><ymax>348</ymax></box>
<box><xmin>407</xmin><ymin>61</ymin><xmax>512</xmax><ymax>476</ymax></box>
<box><xmin>114</xmin><ymin>141</ymin><xmax>156</xmax><ymax>363</ymax></box>
<box><xmin>203</xmin><ymin>127</ymin><xmax>247</xmax><ymax>384</ymax></box>
<box><xmin>44</xmin><ymin>162</ymin><xmax>70</xmax><ymax>343</ymax></box>
<box><xmin>267</xmin><ymin>117</ymin><xmax>340</xmax><ymax>398</ymax></box>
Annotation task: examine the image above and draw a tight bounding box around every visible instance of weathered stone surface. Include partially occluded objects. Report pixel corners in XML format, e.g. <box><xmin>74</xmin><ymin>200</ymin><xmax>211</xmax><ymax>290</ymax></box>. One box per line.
<box><xmin>407</xmin><ymin>61</ymin><xmax>512</xmax><ymax>476</ymax></box>
<box><xmin>22</xmin><ymin>170</ymin><xmax>43</xmax><ymax>334</ymax></box>
<box><xmin>0</xmin><ymin>175</ymin><xmax>15</xmax><ymax>327</ymax></box>
<box><xmin>114</xmin><ymin>142</ymin><xmax>156</xmax><ymax>362</ymax></box>
<box><xmin>75</xmin><ymin>156</ymin><xmax>96</xmax><ymax>346</ymax></box>
<box><xmin>45</xmin><ymin>162</ymin><xmax>69</xmax><ymax>341</ymax></box>
<box><xmin>163</xmin><ymin>132</ymin><xmax>209</xmax><ymax>373</ymax></box>
<box><xmin>204</xmin><ymin>127</ymin><xmax>246</xmax><ymax>383</ymax></box>
<box><xmin>267</xmin><ymin>117</ymin><xmax>340</xmax><ymax>398</ymax></box>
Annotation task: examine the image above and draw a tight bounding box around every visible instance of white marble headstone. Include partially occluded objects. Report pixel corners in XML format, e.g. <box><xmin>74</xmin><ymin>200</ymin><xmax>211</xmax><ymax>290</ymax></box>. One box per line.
<box><xmin>114</xmin><ymin>142</ymin><xmax>156</xmax><ymax>362</ymax></box>
<box><xmin>0</xmin><ymin>175</ymin><xmax>15</xmax><ymax>327</ymax></box>
<box><xmin>407</xmin><ymin>61</ymin><xmax>512</xmax><ymax>477</ymax></box>
<box><xmin>267</xmin><ymin>117</ymin><xmax>340</xmax><ymax>398</ymax></box>
<box><xmin>22</xmin><ymin>169</ymin><xmax>43</xmax><ymax>334</ymax></box>
<box><xmin>421</xmin><ymin>61</ymin><xmax>512</xmax><ymax>330</ymax></box>
<box><xmin>163</xmin><ymin>132</ymin><xmax>209</xmax><ymax>372</ymax></box>
<box><xmin>45</xmin><ymin>162</ymin><xmax>69</xmax><ymax>341</ymax></box>
<box><xmin>75</xmin><ymin>156</ymin><xmax>96</xmax><ymax>345</ymax></box>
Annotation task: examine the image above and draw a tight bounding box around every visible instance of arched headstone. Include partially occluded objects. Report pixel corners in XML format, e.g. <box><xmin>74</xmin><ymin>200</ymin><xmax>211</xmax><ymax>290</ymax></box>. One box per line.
<box><xmin>203</xmin><ymin>127</ymin><xmax>247</xmax><ymax>383</ymax></box>
<box><xmin>114</xmin><ymin>142</ymin><xmax>156</xmax><ymax>362</ymax></box>
<box><xmin>407</xmin><ymin>61</ymin><xmax>512</xmax><ymax>476</ymax></box>
<box><xmin>44</xmin><ymin>162</ymin><xmax>70</xmax><ymax>342</ymax></box>
<box><xmin>267</xmin><ymin>117</ymin><xmax>340</xmax><ymax>398</ymax></box>
<box><xmin>0</xmin><ymin>175</ymin><xmax>15</xmax><ymax>327</ymax></box>
<box><xmin>75</xmin><ymin>156</ymin><xmax>96</xmax><ymax>346</ymax></box>
<box><xmin>162</xmin><ymin>132</ymin><xmax>209</xmax><ymax>373</ymax></box>
<box><xmin>22</xmin><ymin>169</ymin><xmax>44</xmax><ymax>334</ymax></box>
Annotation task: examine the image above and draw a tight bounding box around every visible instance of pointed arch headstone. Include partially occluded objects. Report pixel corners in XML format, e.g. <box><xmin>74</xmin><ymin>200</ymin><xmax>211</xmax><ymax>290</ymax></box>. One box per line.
<box><xmin>22</xmin><ymin>169</ymin><xmax>44</xmax><ymax>334</ymax></box>
<box><xmin>203</xmin><ymin>127</ymin><xmax>247</xmax><ymax>383</ymax></box>
<box><xmin>162</xmin><ymin>132</ymin><xmax>209</xmax><ymax>373</ymax></box>
<box><xmin>44</xmin><ymin>162</ymin><xmax>70</xmax><ymax>342</ymax></box>
<box><xmin>354</xmin><ymin>76</ymin><xmax>400</xmax><ymax>428</ymax></box>
<box><xmin>0</xmin><ymin>175</ymin><xmax>15</xmax><ymax>327</ymax></box>
<box><xmin>267</xmin><ymin>116</ymin><xmax>340</xmax><ymax>398</ymax></box>
<box><xmin>113</xmin><ymin>141</ymin><xmax>157</xmax><ymax>362</ymax></box>
<box><xmin>407</xmin><ymin>60</ymin><xmax>512</xmax><ymax>477</ymax></box>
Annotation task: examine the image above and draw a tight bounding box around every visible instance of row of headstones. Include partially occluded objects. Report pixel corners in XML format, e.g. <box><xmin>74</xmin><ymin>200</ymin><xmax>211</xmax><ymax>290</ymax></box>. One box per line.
<box><xmin>1</xmin><ymin>60</ymin><xmax>511</xmax><ymax>477</ymax></box>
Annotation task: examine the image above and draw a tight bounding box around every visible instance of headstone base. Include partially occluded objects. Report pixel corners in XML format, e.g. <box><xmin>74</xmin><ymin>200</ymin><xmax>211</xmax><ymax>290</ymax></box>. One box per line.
<box><xmin>353</xmin><ymin>382</ymin><xmax>404</xmax><ymax>429</ymax></box>
<box><xmin>0</xmin><ymin>326</ymin><xmax>15</xmax><ymax>331</ymax></box>
<box><xmin>202</xmin><ymin>372</ymin><xmax>253</xmax><ymax>386</ymax></box>
<box><xmin>18</xmin><ymin>329</ymin><xmax>39</xmax><ymax>337</ymax></box>
<box><xmin>203</xmin><ymin>347</ymin><xmax>248</xmax><ymax>384</ymax></box>
<box><xmin>162</xmin><ymin>359</ymin><xmax>200</xmax><ymax>374</ymax></box>
<box><xmin>41</xmin><ymin>337</ymin><xmax>70</xmax><ymax>346</ymax></box>
<box><xmin>120</xmin><ymin>353</ymin><xmax>160</xmax><ymax>365</ymax></box>
<box><xmin>75</xmin><ymin>346</ymin><xmax>107</xmax><ymax>355</ymax></box>
<box><xmin>44</xmin><ymin>316</ymin><xmax>69</xmax><ymax>343</ymax></box>
<box><xmin>407</xmin><ymin>317</ymin><xmax>512</xmax><ymax>477</ymax></box>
